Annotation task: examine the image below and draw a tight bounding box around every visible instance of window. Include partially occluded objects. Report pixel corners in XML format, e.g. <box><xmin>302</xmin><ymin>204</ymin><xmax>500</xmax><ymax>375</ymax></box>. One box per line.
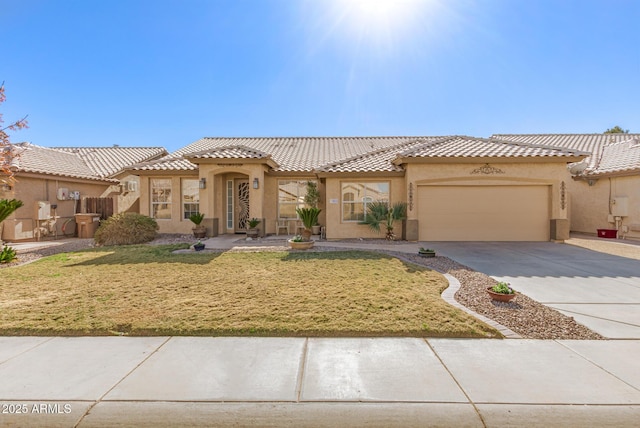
<box><xmin>341</xmin><ymin>182</ymin><xmax>389</xmax><ymax>221</ymax></box>
<box><xmin>226</xmin><ymin>180</ymin><xmax>234</xmax><ymax>229</ymax></box>
<box><xmin>278</xmin><ymin>180</ymin><xmax>314</xmax><ymax>219</ymax></box>
<box><xmin>182</xmin><ymin>179</ymin><xmax>200</xmax><ymax>220</ymax></box>
<box><xmin>151</xmin><ymin>178</ymin><xmax>172</xmax><ymax>219</ymax></box>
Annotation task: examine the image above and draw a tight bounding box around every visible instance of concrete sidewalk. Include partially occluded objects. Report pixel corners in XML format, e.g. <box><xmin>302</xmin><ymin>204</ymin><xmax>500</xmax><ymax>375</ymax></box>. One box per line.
<box><xmin>1</xmin><ymin>337</ymin><xmax>639</xmax><ymax>427</ymax></box>
<box><xmin>3</xmin><ymin>235</ymin><xmax>639</xmax><ymax>426</ymax></box>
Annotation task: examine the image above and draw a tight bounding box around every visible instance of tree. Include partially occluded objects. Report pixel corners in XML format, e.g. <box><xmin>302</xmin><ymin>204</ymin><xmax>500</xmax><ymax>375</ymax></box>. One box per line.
<box><xmin>0</xmin><ymin>199</ymin><xmax>23</xmax><ymax>257</ymax></box>
<box><xmin>359</xmin><ymin>201</ymin><xmax>407</xmax><ymax>241</ymax></box>
<box><xmin>604</xmin><ymin>125</ymin><xmax>629</xmax><ymax>134</ymax></box>
<box><xmin>1</xmin><ymin>82</ymin><xmax>29</xmax><ymax>185</ymax></box>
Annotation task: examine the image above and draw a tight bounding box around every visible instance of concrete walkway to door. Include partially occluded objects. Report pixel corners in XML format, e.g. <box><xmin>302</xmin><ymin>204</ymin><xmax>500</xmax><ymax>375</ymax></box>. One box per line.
<box><xmin>432</xmin><ymin>238</ymin><xmax>640</xmax><ymax>339</ymax></box>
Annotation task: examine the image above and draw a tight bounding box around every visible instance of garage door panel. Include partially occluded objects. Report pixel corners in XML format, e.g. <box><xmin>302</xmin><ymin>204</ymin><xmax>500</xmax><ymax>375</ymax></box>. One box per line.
<box><xmin>418</xmin><ymin>186</ymin><xmax>550</xmax><ymax>241</ymax></box>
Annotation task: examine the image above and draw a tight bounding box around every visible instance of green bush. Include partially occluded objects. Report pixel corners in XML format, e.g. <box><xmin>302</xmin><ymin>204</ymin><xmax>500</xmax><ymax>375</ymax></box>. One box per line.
<box><xmin>94</xmin><ymin>213</ymin><xmax>158</xmax><ymax>246</ymax></box>
<box><xmin>0</xmin><ymin>245</ymin><xmax>17</xmax><ymax>263</ymax></box>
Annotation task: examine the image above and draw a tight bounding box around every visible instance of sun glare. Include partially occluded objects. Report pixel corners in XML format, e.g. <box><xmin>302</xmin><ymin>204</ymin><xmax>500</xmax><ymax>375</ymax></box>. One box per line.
<box><xmin>353</xmin><ymin>0</ymin><xmax>411</xmax><ymax>25</ymax></box>
<box><xmin>332</xmin><ymin>0</ymin><xmax>428</xmax><ymax>53</ymax></box>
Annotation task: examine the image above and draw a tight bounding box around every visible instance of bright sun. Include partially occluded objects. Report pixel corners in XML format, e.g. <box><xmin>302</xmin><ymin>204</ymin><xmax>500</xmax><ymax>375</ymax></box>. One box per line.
<box><xmin>353</xmin><ymin>0</ymin><xmax>411</xmax><ymax>25</ymax></box>
<box><xmin>333</xmin><ymin>0</ymin><xmax>427</xmax><ymax>51</ymax></box>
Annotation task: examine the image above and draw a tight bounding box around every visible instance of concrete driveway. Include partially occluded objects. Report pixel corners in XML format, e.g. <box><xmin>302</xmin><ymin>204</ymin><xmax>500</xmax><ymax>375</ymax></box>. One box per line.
<box><xmin>433</xmin><ymin>241</ymin><xmax>640</xmax><ymax>339</ymax></box>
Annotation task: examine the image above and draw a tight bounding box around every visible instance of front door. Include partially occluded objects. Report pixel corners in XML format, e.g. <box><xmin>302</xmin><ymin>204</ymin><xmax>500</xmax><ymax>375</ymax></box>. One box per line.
<box><xmin>235</xmin><ymin>179</ymin><xmax>250</xmax><ymax>233</ymax></box>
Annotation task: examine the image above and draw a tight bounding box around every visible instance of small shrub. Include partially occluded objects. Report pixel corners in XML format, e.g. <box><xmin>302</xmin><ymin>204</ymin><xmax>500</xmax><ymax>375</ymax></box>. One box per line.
<box><xmin>189</xmin><ymin>212</ymin><xmax>205</xmax><ymax>226</ymax></box>
<box><xmin>491</xmin><ymin>282</ymin><xmax>515</xmax><ymax>295</ymax></box>
<box><xmin>94</xmin><ymin>213</ymin><xmax>158</xmax><ymax>246</ymax></box>
<box><xmin>248</xmin><ymin>218</ymin><xmax>261</xmax><ymax>228</ymax></box>
<box><xmin>0</xmin><ymin>245</ymin><xmax>17</xmax><ymax>263</ymax></box>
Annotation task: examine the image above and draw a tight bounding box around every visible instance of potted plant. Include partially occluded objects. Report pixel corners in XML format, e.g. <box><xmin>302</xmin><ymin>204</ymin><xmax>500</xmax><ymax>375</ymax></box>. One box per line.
<box><xmin>246</xmin><ymin>217</ymin><xmax>261</xmax><ymax>239</ymax></box>
<box><xmin>304</xmin><ymin>181</ymin><xmax>322</xmax><ymax>235</ymax></box>
<box><xmin>418</xmin><ymin>247</ymin><xmax>436</xmax><ymax>257</ymax></box>
<box><xmin>295</xmin><ymin>207</ymin><xmax>321</xmax><ymax>241</ymax></box>
<box><xmin>487</xmin><ymin>281</ymin><xmax>517</xmax><ymax>302</ymax></box>
<box><xmin>189</xmin><ymin>212</ymin><xmax>207</xmax><ymax>239</ymax></box>
<box><xmin>288</xmin><ymin>234</ymin><xmax>314</xmax><ymax>250</ymax></box>
<box><xmin>193</xmin><ymin>240</ymin><xmax>205</xmax><ymax>251</ymax></box>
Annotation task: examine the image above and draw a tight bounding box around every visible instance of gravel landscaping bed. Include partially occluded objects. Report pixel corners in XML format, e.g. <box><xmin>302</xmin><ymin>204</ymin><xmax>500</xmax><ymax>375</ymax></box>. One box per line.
<box><xmin>2</xmin><ymin>235</ymin><xmax>605</xmax><ymax>340</ymax></box>
<box><xmin>392</xmin><ymin>253</ymin><xmax>604</xmax><ymax>340</ymax></box>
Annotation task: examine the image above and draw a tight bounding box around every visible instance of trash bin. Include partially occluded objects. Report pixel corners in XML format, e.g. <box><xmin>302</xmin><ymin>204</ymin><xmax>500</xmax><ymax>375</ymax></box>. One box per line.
<box><xmin>75</xmin><ymin>213</ymin><xmax>101</xmax><ymax>238</ymax></box>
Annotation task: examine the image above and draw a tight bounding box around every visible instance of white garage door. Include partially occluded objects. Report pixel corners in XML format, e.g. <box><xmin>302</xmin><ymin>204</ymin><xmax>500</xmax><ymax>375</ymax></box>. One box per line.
<box><xmin>418</xmin><ymin>185</ymin><xmax>550</xmax><ymax>241</ymax></box>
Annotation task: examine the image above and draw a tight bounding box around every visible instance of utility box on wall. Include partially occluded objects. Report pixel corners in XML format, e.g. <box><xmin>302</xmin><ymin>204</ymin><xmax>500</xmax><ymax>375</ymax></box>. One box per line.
<box><xmin>611</xmin><ymin>197</ymin><xmax>629</xmax><ymax>217</ymax></box>
<box><xmin>35</xmin><ymin>201</ymin><xmax>50</xmax><ymax>220</ymax></box>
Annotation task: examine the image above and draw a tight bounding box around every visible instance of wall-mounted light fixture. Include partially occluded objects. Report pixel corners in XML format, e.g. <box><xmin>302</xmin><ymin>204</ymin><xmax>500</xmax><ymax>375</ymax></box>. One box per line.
<box><xmin>199</xmin><ymin>178</ymin><xmax>207</xmax><ymax>189</ymax></box>
<box><xmin>253</xmin><ymin>178</ymin><xmax>259</xmax><ymax>189</ymax></box>
<box><xmin>0</xmin><ymin>184</ymin><xmax>12</xmax><ymax>192</ymax></box>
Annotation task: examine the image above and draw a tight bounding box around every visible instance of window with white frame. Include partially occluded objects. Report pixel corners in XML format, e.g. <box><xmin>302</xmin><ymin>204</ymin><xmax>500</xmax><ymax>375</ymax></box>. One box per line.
<box><xmin>341</xmin><ymin>182</ymin><xmax>389</xmax><ymax>221</ymax></box>
<box><xmin>151</xmin><ymin>178</ymin><xmax>172</xmax><ymax>219</ymax></box>
<box><xmin>182</xmin><ymin>179</ymin><xmax>200</xmax><ymax>220</ymax></box>
<box><xmin>278</xmin><ymin>180</ymin><xmax>314</xmax><ymax>219</ymax></box>
<box><xmin>226</xmin><ymin>180</ymin><xmax>234</xmax><ymax>229</ymax></box>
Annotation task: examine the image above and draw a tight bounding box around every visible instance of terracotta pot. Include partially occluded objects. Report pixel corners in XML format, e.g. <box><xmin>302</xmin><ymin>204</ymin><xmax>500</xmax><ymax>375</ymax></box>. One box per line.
<box><xmin>192</xmin><ymin>226</ymin><xmax>206</xmax><ymax>239</ymax></box>
<box><xmin>301</xmin><ymin>229</ymin><xmax>312</xmax><ymax>241</ymax></box>
<box><xmin>486</xmin><ymin>287</ymin><xmax>516</xmax><ymax>302</ymax></box>
<box><xmin>288</xmin><ymin>240</ymin><xmax>314</xmax><ymax>250</ymax></box>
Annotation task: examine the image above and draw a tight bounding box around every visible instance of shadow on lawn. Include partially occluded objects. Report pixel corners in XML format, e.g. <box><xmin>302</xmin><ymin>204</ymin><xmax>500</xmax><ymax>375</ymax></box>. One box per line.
<box><xmin>68</xmin><ymin>244</ymin><xmax>225</xmax><ymax>266</ymax></box>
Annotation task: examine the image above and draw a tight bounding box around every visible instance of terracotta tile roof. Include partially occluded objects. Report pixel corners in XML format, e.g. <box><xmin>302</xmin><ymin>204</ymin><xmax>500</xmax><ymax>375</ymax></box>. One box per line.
<box><xmin>398</xmin><ymin>136</ymin><xmax>588</xmax><ymax>159</ymax></box>
<box><xmin>184</xmin><ymin>145</ymin><xmax>273</xmax><ymax>161</ymax></box>
<box><xmin>493</xmin><ymin>134</ymin><xmax>640</xmax><ymax>176</ymax></box>
<box><xmin>127</xmin><ymin>157</ymin><xmax>199</xmax><ymax>172</ymax></box>
<box><xmin>8</xmin><ymin>143</ymin><xmax>166</xmax><ymax>182</ymax></box>
<box><xmin>587</xmin><ymin>137</ymin><xmax>640</xmax><ymax>176</ymax></box>
<box><xmin>10</xmin><ymin>143</ymin><xmax>112</xmax><ymax>182</ymax></box>
<box><xmin>130</xmin><ymin>135</ymin><xmax>590</xmax><ymax>174</ymax></box>
<box><xmin>54</xmin><ymin>146</ymin><xmax>167</xmax><ymax>177</ymax></box>
<box><xmin>318</xmin><ymin>138</ymin><xmax>442</xmax><ymax>172</ymax></box>
<box><xmin>133</xmin><ymin>136</ymin><xmax>426</xmax><ymax>172</ymax></box>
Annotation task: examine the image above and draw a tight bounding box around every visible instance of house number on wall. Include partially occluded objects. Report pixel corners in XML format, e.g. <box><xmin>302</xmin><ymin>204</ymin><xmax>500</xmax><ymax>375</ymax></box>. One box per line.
<box><xmin>408</xmin><ymin>183</ymin><xmax>414</xmax><ymax>211</ymax></box>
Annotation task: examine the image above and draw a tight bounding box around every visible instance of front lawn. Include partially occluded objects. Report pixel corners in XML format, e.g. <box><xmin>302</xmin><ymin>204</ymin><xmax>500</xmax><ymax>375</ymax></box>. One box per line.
<box><xmin>0</xmin><ymin>245</ymin><xmax>499</xmax><ymax>337</ymax></box>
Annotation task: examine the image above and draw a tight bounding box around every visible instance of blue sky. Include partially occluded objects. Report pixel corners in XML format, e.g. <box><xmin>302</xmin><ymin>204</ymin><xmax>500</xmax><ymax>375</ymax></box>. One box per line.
<box><xmin>2</xmin><ymin>0</ymin><xmax>639</xmax><ymax>152</ymax></box>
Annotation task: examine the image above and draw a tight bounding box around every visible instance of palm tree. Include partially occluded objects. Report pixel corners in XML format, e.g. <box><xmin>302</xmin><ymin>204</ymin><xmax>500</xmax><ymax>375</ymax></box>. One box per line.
<box><xmin>359</xmin><ymin>201</ymin><xmax>407</xmax><ymax>241</ymax></box>
<box><xmin>0</xmin><ymin>199</ymin><xmax>23</xmax><ymax>254</ymax></box>
<box><xmin>0</xmin><ymin>198</ymin><xmax>23</xmax><ymax>224</ymax></box>
<box><xmin>295</xmin><ymin>207</ymin><xmax>321</xmax><ymax>241</ymax></box>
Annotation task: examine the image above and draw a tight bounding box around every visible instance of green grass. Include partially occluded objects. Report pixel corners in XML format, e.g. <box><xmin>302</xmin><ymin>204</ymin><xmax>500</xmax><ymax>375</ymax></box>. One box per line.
<box><xmin>0</xmin><ymin>245</ymin><xmax>500</xmax><ymax>338</ymax></box>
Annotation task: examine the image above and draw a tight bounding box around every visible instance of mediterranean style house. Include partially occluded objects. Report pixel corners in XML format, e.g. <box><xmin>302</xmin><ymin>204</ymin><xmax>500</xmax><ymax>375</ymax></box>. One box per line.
<box><xmin>125</xmin><ymin>135</ymin><xmax>590</xmax><ymax>242</ymax></box>
<box><xmin>4</xmin><ymin>133</ymin><xmax>638</xmax><ymax>243</ymax></box>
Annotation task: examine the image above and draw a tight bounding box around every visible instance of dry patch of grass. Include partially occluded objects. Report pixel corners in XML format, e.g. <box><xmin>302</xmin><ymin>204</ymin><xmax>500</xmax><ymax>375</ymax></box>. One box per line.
<box><xmin>0</xmin><ymin>245</ymin><xmax>499</xmax><ymax>337</ymax></box>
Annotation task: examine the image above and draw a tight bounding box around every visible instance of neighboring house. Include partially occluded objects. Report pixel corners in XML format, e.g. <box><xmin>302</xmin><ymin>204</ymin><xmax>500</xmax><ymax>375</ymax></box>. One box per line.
<box><xmin>494</xmin><ymin>134</ymin><xmax>640</xmax><ymax>240</ymax></box>
<box><xmin>126</xmin><ymin>136</ymin><xmax>587</xmax><ymax>241</ymax></box>
<box><xmin>0</xmin><ymin>143</ymin><xmax>166</xmax><ymax>241</ymax></box>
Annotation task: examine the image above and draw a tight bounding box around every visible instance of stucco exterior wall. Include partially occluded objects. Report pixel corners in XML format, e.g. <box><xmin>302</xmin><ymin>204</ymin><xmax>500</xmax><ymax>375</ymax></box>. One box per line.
<box><xmin>1</xmin><ymin>175</ymin><xmax>112</xmax><ymax>242</ymax></box>
<box><xmin>404</xmin><ymin>161</ymin><xmax>571</xmax><ymax>221</ymax></box>
<box><xmin>568</xmin><ymin>175</ymin><xmax>640</xmax><ymax>240</ymax></box>
<box><xmin>132</xmin><ymin>160</ymin><xmax>581</xmax><ymax>241</ymax></box>
<box><xmin>139</xmin><ymin>174</ymin><xmax>198</xmax><ymax>235</ymax></box>
<box><xmin>116</xmin><ymin>174</ymin><xmax>143</xmax><ymax>213</ymax></box>
<box><xmin>323</xmin><ymin>175</ymin><xmax>406</xmax><ymax>240</ymax></box>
